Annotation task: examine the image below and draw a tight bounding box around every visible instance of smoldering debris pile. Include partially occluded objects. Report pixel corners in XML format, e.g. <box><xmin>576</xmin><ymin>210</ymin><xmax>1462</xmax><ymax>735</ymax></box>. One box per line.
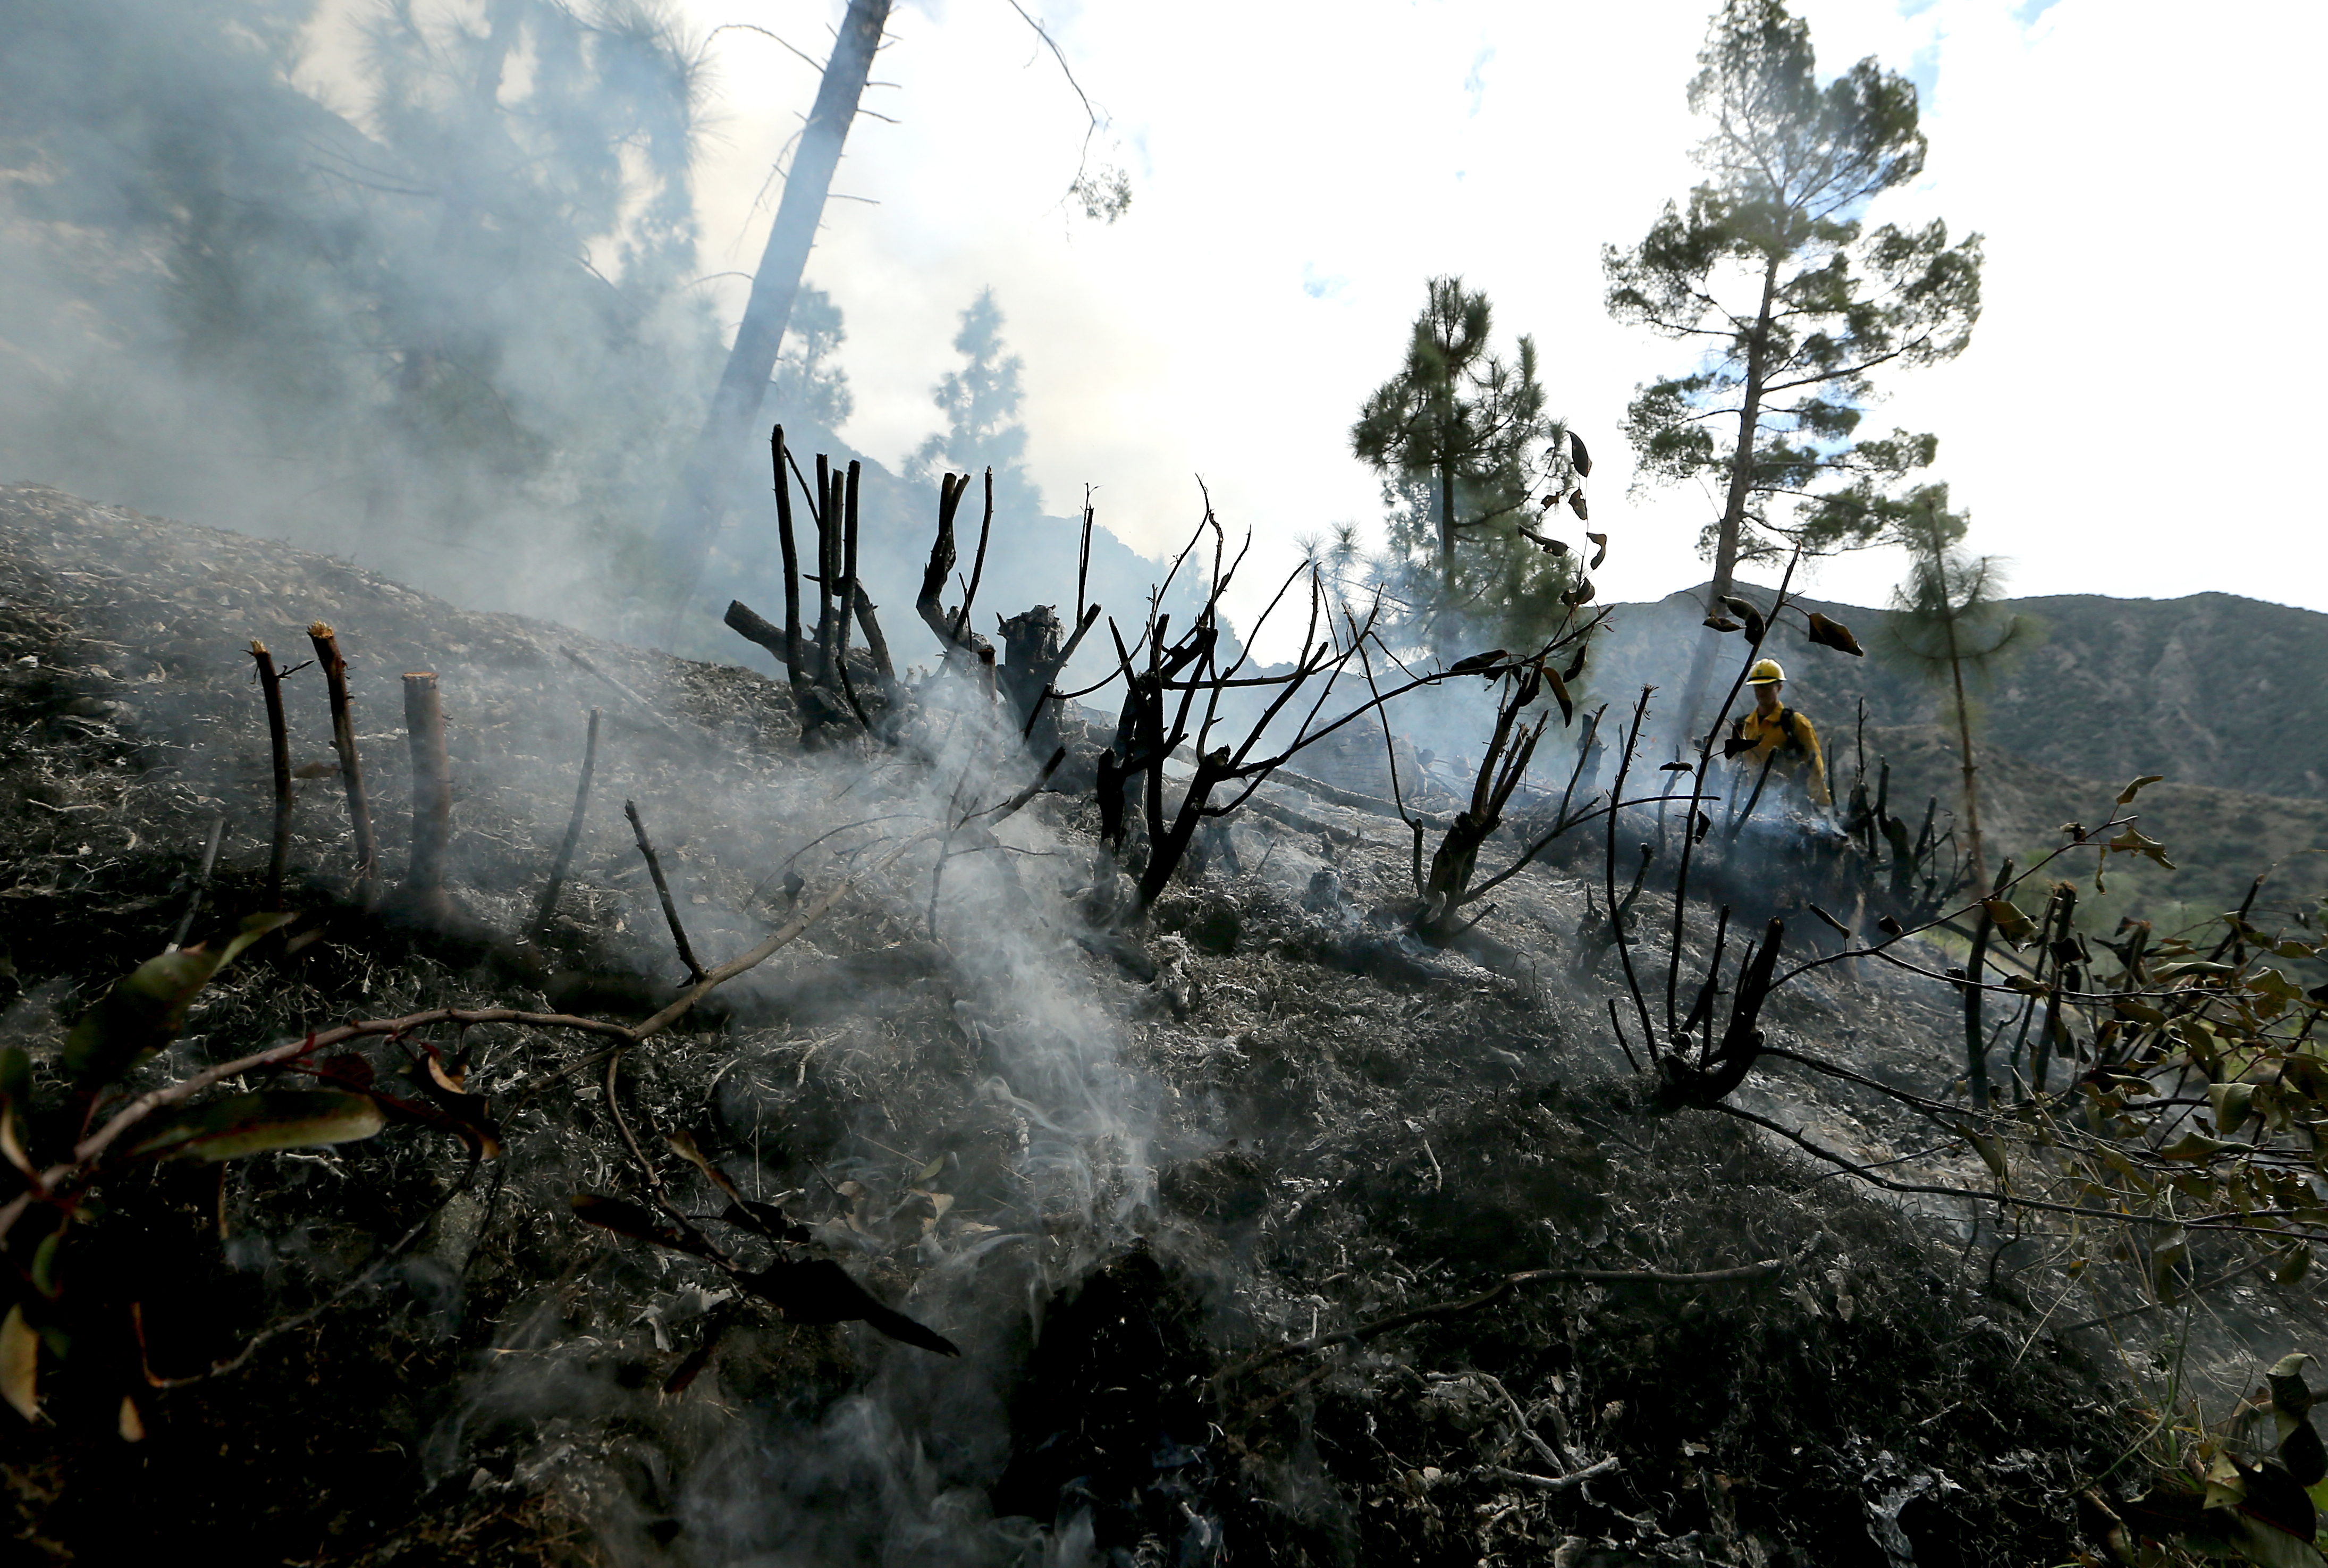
<box><xmin>1</xmin><ymin>482</ymin><xmax>2314</xmax><ymax>1567</ymax></box>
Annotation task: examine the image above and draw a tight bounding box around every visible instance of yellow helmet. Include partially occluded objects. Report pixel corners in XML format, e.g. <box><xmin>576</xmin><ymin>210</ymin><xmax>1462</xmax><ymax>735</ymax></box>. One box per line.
<box><xmin>1746</xmin><ymin>658</ymin><xmax>1786</xmax><ymax>686</ymax></box>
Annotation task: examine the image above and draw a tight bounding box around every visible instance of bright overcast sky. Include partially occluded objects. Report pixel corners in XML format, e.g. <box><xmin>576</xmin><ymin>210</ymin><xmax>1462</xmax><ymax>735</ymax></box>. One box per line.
<box><xmin>670</xmin><ymin>0</ymin><xmax>2325</xmax><ymax>618</ymax></box>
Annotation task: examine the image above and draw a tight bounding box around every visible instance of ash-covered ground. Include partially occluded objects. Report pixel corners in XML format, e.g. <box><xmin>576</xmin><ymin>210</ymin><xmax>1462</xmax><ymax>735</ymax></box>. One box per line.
<box><xmin>1</xmin><ymin>484</ymin><xmax>2317</xmax><ymax>1566</ymax></box>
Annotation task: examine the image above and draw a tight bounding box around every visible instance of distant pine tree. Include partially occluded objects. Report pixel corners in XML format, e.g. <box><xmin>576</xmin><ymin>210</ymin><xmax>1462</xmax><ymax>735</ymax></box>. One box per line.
<box><xmin>767</xmin><ymin>285</ymin><xmax>853</xmax><ymax>441</ymax></box>
<box><xmin>907</xmin><ymin>290</ymin><xmax>1043</xmax><ymax>521</ymax></box>
<box><xmin>1875</xmin><ymin>485</ymin><xmax>2036</xmax><ymax>890</ymax></box>
<box><xmin>1351</xmin><ymin>277</ymin><xmax>1579</xmax><ymax>654</ymax></box>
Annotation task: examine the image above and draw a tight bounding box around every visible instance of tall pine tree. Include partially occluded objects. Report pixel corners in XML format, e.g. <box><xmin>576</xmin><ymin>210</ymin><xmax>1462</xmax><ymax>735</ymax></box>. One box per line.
<box><xmin>1605</xmin><ymin>0</ymin><xmax>1981</xmax><ymax>723</ymax></box>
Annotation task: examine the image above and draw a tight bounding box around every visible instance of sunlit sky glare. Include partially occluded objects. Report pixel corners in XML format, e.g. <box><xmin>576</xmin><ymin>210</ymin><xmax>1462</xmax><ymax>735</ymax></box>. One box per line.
<box><xmin>667</xmin><ymin>0</ymin><xmax>2325</xmax><ymax>621</ymax></box>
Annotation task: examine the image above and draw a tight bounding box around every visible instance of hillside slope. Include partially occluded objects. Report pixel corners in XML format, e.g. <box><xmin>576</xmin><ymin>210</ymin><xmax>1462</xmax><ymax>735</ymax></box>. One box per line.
<box><xmin>1591</xmin><ymin>585</ymin><xmax>2328</xmax><ymax>800</ymax></box>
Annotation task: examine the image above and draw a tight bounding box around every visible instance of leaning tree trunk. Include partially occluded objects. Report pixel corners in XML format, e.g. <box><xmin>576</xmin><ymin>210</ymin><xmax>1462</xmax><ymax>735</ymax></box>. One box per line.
<box><xmin>1675</xmin><ymin>255</ymin><xmax>1781</xmax><ymax>739</ymax></box>
<box><xmin>654</xmin><ymin>0</ymin><xmax>891</xmax><ymax>578</ymax></box>
<box><xmin>1939</xmin><ymin>574</ymin><xmax>1988</xmax><ymax>894</ymax></box>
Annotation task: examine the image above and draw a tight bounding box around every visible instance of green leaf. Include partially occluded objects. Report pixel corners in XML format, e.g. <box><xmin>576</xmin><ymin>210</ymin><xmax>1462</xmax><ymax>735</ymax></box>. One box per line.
<box><xmin>2253</xmin><ymin>968</ymin><xmax>2308</xmax><ymax>1004</ymax></box>
<box><xmin>2211</xmin><ymin>1082</ymin><xmax>2259</xmax><ymax>1135</ymax></box>
<box><xmin>1954</xmin><ymin>1122</ymin><xmax>2010</xmax><ymax>1185</ymax></box>
<box><xmin>2156</xmin><ymin>960</ymin><xmax>2236</xmax><ymax>981</ymax></box>
<box><xmin>2207</xmin><ymin>1450</ymin><xmax>2250</xmax><ymax>1510</ymax></box>
<box><xmin>2161</xmin><ymin>1130</ymin><xmax>2251</xmax><ymax>1161</ymax></box>
<box><xmin>2118</xmin><ymin>774</ymin><xmax>2166</xmax><ymax>804</ymax></box>
<box><xmin>667</xmin><ymin>1129</ymin><xmax>745</xmax><ymax>1202</ymax></box>
<box><xmin>0</xmin><ymin>1045</ymin><xmax>32</xmax><ymax>1179</ymax></box>
<box><xmin>63</xmin><ymin>913</ymin><xmax>296</xmax><ymax>1086</ymax></box>
<box><xmin>1983</xmin><ymin>897</ymin><xmax>2039</xmax><ymax>948</ymax></box>
<box><xmin>0</xmin><ymin>1305</ymin><xmax>36</xmax><ymax>1423</ymax></box>
<box><xmin>2153</xmin><ymin>1227</ymin><xmax>2191</xmax><ymax>1296</ymax></box>
<box><xmin>125</xmin><ymin>1090</ymin><xmax>383</xmax><ymax>1162</ymax></box>
<box><xmin>2281</xmin><ymin>1420</ymin><xmax>2328</xmax><ymax>1494</ymax></box>
<box><xmin>2231</xmin><ymin>1513</ymin><xmax>2327</xmax><ymax>1568</ymax></box>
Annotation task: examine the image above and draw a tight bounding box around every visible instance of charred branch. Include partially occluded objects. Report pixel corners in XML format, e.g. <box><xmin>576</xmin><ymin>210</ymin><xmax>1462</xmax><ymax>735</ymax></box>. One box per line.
<box><xmin>625</xmin><ymin>798</ymin><xmax>706</xmax><ymax>984</ymax></box>
<box><xmin>165</xmin><ymin>813</ymin><xmax>228</xmax><ymax>952</ymax></box>
<box><xmin>533</xmin><ymin>707</ymin><xmax>601</xmax><ymax>935</ymax></box>
<box><xmin>307</xmin><ymin>620</ymin><xmax>377</xmax><ymax>906</ymax></box>
<box><xmin>400</xmin><ymin>672</ymin><xmax>453</xmax><ymax>912</ymax></box>
<box><xmin>249</xmin><ymin>639</ymin><xmax>293</xmax><ymax>908</ymax></box>
<box><xmin>918</xmin><ymin>469</ymin><xmax>998</xmax><ymax>689</ymax></box>
<box><xmin>722</xmin><ymin>600</ymin><xmax>881</xmax><ymax>689</ymax></box>
<box><xmin>558</xmin><ymin>646</ymin><xmax>686</xmax><ymax>744</ymax></box>
<box><xmin>998</xmin><ymin>600</ymin><xmax>1101</xmax><ymax>758</ymax></box>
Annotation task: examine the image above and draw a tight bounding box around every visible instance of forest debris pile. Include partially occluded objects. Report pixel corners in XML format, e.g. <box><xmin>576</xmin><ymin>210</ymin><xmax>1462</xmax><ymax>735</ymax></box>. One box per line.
<box><xmin>0</xmin><ymin>484</ymin><xmax>2317</xmax><ymax>1566</ymax></box>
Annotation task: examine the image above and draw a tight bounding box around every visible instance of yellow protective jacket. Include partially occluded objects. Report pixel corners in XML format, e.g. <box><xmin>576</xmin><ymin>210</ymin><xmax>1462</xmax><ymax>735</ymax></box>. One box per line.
<box><xmin>1730</xmin><ymin>705</ymin><xmax>1830</xmax><ymax>807</ymax></box>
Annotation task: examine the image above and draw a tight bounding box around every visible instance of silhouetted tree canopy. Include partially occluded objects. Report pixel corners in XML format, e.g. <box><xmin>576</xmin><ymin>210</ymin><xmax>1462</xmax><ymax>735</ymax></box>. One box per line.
<box><xmin>0</xmin><ymin>0</ymin><xmax>719</xmax><ymax>571</ymax></box>
<box><xmin>908</xmin><ymin>289</ymin><xmax>1043</xmax><ymax>524</ymax></box>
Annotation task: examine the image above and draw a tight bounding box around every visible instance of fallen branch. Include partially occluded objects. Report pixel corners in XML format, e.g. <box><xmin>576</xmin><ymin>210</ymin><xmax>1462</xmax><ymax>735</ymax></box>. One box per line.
<box><xmin>560</xmin><ymin>645</ymin><xmax>685</xmax><ymax>741</ymax></box>
<box><xmin>41</xmin><ymin>793</ymin><xmax>1039</xmax><ymax>1232</ymax></box>
<box><xmin>1214</xmin><ymin>1248</ymin><xmax>1800</xmax><ymax>1384</ymax></box>
<box><xmin>1711</xmin><ymin>1102</ymin><xmax>2317</xmax><ymax>1237</ymax></box>
<box><xmin>625</xmin><ymin>798</ymin><xmax>706</xmax><ymax>983</ymax></box>
<box><xmin>2055</xmin><ymin>1251</ymin><xmax>2278</xmax><ymax>1337</ymax></box>
<box><xmin>66</xmin><ymin>1007</ymin><xmax>637</xmax><ymax>1173</ymax></box>
<box><xmin>1269</xmin><ymin>765</ymin><xmax>1453</xmax><ymax>830</ymax></box>
<box><xmin>1478</xmin><ymin>1457</ymin><xmax>1621</xmax><ymax>1493</ymax></box>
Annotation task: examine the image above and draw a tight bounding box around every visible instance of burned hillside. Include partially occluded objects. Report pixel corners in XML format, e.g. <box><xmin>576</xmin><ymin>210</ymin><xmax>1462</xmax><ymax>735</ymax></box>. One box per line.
<box><xmin>4</xmin><ymin>480</ymin><xmax>2327</xmax><ymax>1566</ymax></box>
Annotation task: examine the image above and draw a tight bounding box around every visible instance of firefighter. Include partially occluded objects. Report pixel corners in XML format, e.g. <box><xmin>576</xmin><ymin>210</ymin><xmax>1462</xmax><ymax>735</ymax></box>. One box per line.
<box><xmin>1727</xmin><ymin>658</ymin><xmax>1829</xmax><ymax>808</ymax></box>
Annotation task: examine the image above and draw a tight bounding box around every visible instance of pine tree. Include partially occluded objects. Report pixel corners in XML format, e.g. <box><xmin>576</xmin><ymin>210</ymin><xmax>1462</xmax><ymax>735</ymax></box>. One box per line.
<box><xmin>1351</xmin><ymin>277</ymin><xmax>1576</xmax><ymax>651</ymax></box>
<box><xmin>1605</xmin><ymin>0</ymin><xmax>1981</xmax><ymax>721</ymax></box>
<box><xmin>1874</xmin><ymin>485</ymin><xmax>2035</xmax><ymax>892</ymax></box>
<box><xmin>0</xmin><ymin>0</ymin><xmax>716</xmax><ymax>558</ymax></box>
<box><xmin>908</xmin><ymin>289</ymin><xmax>1042</xmax><ymax>521</ymax></box>
<box><xmin>767</xmin><ymin>285</ymin><xmax>853</xmax><ymax>440</ymax></box>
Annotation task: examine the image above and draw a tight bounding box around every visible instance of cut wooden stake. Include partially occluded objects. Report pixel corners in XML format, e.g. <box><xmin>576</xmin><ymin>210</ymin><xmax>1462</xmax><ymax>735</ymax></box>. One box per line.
<box><xmin>625</xmin><ymin>799</ymin><xmax>705</xmax><ymax>982</ymax></box>
<box><xmin>307</xmin><ymin>622</ymin><xmax>376</xmax><ymax>905</ymax></box>
<box><xmin>534</xmin><ymin>707</ymin><xmax>601</xmax><ymax>934</ymax></box>
<box><xmin>249</xmin><ymin>640</ymin><xmax>293</xmax><ymax>907</ymax></box>
<box><xmin>401</xmin><ymin>672</ymin><xmax>453</xmax><ymax>905</ymax></box>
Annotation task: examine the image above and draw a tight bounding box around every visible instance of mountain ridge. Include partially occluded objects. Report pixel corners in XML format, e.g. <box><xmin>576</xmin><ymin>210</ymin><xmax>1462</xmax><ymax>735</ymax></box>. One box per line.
<box><xmin>1588</xmin><ymin>581</ymin><xmax>2328</xmax><ymax>802</ymax></box>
